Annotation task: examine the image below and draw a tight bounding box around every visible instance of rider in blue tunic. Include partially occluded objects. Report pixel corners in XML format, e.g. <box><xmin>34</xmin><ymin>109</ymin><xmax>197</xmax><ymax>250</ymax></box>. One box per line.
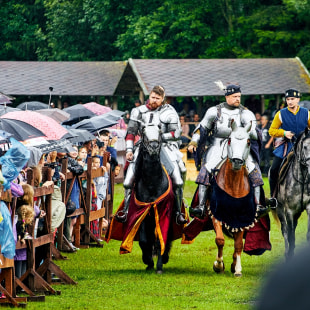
<box><xmin>269</xmin><ymin>88</ymin><xmax>310</xmax><ymax>200</ymax></box>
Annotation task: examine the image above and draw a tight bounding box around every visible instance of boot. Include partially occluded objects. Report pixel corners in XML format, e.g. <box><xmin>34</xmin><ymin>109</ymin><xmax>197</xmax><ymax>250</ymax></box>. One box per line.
<box><xmin>115</xmin><ymin>188</ymin><xmax>132</xmax><ymax>223</ymax></box>
<box><xmin>189</xmin><ymin>184</ymin><xmax>208</xmax><ymax>219</ymax></box>
<box><xmin>267</xmin><ymin>175</ymin><xmax>278</xmax><ymax>210</ymax></box>
<box><xmin>254</xmin><ymin>186</ymin><xmax>269</xmax><ymax>218</ymax></box>
<box><xmin>174</xmin><ymin>187</ymin><xmax>187</xmax><ymax>225</ymax></box>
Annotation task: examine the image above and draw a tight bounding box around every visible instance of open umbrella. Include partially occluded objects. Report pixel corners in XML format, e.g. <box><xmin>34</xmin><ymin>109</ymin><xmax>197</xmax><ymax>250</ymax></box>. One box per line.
<box><xmin>72</xmin><ymin>114</ymin><xmax>118</xmax><ymax>133</ymax></box>
<box><xmin>36</xmin><ymin>108</ymin><xmax>70</xmax><ymax>123</ymax></box>
<box><xmin>66</xmin><ymin>128</ymin><xmax>96</xmax><ymax>144</ymax></box>
<box><xmin>16</xmin><ymin>101</ymin><xmax>49</xmax><ymax>111</ymax></box>
<box><xmin>0</xmin><ymin>106</ymin><xmax>21</xmax><ymax>116</ymax></box>
<box><xmin>35</xmin><ymin>138</ymin><xmax>76</xmax><ymax>153</ymax></box>
<box><xmin>1</xmin><ymin>110</ymin><xmax>69</xmax><ymax>140</ymax></box>
<box><xmin>83</xmin><ymin>102</ymin><xmax>112</xmax><ymax>115</ymax></box>
<box><xmin>62</xmin><ymin>104</ymin><xmax>96</xmax><ymax>125</ymax></box>
<box><xmin>0</xmin><ymin>118</ymin><xmax>45</xmax><ymax>141</ymax></box>
<box><xmin>0</xmin><ymin>92</ymin><xmax>14</xmax><ymax>105</ymax></box>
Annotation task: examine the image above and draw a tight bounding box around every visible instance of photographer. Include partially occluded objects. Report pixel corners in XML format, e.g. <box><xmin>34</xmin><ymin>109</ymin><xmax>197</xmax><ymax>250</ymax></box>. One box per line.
<box><xmin>99</xmin><ymin>131</ymin><xmax>118</xmax><ymax>171</ymax></box>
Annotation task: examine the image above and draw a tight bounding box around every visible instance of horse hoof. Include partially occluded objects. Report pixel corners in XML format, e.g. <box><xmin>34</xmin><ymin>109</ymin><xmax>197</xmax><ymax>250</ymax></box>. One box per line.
<box><xmin>234</xmin><ymin>272</ymin><xmax>242</xmax><ymax>278</ymax></box>
<box><xmin>231</xmin><ymin>264</ymin><xmax>235</xmax><ymax>274</ymax></box>
<box><xmin>146</xmin><ymin>265</ymin><xmax>154</xmax><ymax>271</ymax></box>
<box><xmin>156</xmin><ymin>270</ymin><xmax>163</xmax><ymax>275</ymax></box>
<box><xmin>213</xmin><ymin>261</ymin><xmax>225</xmax><ymax>273</ymax></box>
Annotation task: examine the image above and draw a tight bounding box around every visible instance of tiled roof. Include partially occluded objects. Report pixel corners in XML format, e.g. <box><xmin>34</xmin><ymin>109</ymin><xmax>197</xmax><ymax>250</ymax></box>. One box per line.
<box><xmin>114</xmin><ymin>58</ymin><xmax>310</xmax><ymax>96</ymax></box>
<box><xmin>0</xmin><ymin>61</ymin><xmax>126</xmax><ymax>96</ymax></box>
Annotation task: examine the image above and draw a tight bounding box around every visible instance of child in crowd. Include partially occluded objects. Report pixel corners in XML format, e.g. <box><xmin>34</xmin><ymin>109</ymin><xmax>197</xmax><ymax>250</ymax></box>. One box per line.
<box><xmin>92</xmin><ymin>156</ymin><xmax>109</xmax><ymax>239</ymax></box>
<box><xmin>14</xmin><ymin>184</ymin><xmax>46</xmax><ymax>278</ymax></box>
<box><xmin>92</xmin><ymin>156</ymin><xmax>109</xmax><ymax>210</ymax></box>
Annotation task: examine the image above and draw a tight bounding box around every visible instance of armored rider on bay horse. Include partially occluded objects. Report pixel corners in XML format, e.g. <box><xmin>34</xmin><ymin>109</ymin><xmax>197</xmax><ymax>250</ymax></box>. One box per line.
<box><xmin>115</xmin><ymin>85</ymin><xmax>187</xmax><ymax>225</ymax></box>
<box><xmin>187</xmin><ymin>82</ymin><xmax>274</xmax><ymax>218</ymax></box>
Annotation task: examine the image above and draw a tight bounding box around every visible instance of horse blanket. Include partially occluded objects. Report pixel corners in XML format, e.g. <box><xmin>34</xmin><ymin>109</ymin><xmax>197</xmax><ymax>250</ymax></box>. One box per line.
<box><xmin>105</xmin><ymin>174</ymin><xmax>187</xmax><ymax>255</ymax></box>
<box><xmin>183</xmin><ymin>186</ymin><xmax>271</xmax><ymax>255</ymax></box>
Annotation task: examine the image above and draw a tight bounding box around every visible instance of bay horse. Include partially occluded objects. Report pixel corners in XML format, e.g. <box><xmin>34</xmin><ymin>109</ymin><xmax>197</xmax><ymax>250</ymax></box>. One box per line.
<box><xmin>210</xmin><ymin>120</ymin><xmax>257</xmax><ymax>277</ymax></box>
<box><xmin>134</xmin><ymin>124</ymin><xmax>174</xmax><ymax>274</ymax></box>
<box><xmin>273</xmin><ymin>128</ymin><xmax>310</xmax><ymax>260</ymax></box>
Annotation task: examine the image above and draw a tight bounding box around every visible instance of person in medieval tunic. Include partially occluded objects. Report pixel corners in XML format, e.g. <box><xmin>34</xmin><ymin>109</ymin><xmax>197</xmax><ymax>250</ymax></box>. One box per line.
<box><xmin>268</xmin><ymin>88</ymin><xmax>310</xmax><ymax>202</ymax></box>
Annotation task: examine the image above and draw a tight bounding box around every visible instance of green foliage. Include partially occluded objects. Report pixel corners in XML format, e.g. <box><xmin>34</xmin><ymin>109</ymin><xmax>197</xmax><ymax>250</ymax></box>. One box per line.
<box><xmin>0</xmin><ymin>0</ymin><xmax>310</xmax><ymax>72</ymax></box>
<box><xmin>0</xmin><ymin>0</ymin><xmax>46</xmax><ymax>60</ymax></box>
<box><xmin>115</xmin><ymin>1</ymin><xmax>213</xmax><ymax>59</ymax></box>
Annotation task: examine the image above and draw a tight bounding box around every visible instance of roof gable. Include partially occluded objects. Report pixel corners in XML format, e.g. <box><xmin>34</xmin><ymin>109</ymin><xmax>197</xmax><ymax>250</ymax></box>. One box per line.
<box><xmin>0</xmin><ymin>61</ymin><xmax>126</xmax><ymax>96</ymax></box>
<box><xmin>114</xmin><ymin>58</ymin><xmax>310</xmax><ymax>96</ymax></box>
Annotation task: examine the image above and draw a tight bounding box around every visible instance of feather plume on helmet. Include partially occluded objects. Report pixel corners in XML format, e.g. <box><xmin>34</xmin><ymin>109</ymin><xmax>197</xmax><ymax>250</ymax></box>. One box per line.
<box><xmin>214</xmin><ymin>80</ymin><xmax>241</xmax><ymax>96</ymax></box>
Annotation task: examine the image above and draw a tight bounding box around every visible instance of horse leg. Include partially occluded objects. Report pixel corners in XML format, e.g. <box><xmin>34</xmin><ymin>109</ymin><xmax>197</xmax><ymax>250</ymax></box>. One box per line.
<box><xmin>212</xmin><ymin>217</ymin><xmax>225</xmax><ymax>273</ymax></box>
<box><xmin>231</xmin><ymin>231</ymin><xmax>244</xmax><ymax>277</ymax></box>
<box><xmin>156</xmin><ymin>234</ymin><xmax>172</xmax><ymax>274</ymax></box>
<box><xmin>277</xmin><ymin>202</ymin><xmax>290</xmax><ymax>259</ymax></box>
<box><xmin>286</xmin><ymin>211</ymin><xmax>297</xmax><ymax>260</ymax></box>
<box><xmin>139</xmin><ymin>219</ymin><xmax>154</xmax><ymax>270</ymax></box>
<box><xmin>306</xmin><ymin>205</ymin><xmax>310</xmax><ymax>244</ymax></box>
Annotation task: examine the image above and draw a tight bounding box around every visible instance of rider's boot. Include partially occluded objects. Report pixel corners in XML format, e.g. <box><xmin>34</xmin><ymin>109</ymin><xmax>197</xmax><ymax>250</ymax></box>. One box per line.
<box><xmin>189</xmin><ymin>184</ymin><xmax>208</xmax><ymax>219</ymax></box>
<box><xmin>254</xmin><ymin>186</ymin><xmax>269</xmax><ymax>218</ymax></box>
<box><xmin>174</xmin><ymin>187</ymin><xmax>187</xmax><ymax>225</ymax></box>
<box><xmin>115</xmin><ymin>188</ymin><xmax>132</xmax><ymax>223</ymax></box>
<box><xmin>267</xmin><ymin>174</ymin><xmax>278</xmax><ymax>210</ymax></box>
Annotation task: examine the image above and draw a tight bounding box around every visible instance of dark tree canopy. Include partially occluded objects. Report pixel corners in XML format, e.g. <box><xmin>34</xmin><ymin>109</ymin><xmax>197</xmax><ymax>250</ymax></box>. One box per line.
<box><xmin>0</xmin><ymin>0</ymin><xmax>309</xmax><ymax>68</ymax></box>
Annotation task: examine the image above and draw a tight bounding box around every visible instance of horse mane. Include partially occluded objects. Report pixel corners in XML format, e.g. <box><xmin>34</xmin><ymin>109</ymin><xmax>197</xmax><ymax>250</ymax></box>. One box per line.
<box><xmin>294</xmin><ymin>127</ymin><xmax>309</xmax><ymax>151</ymax></box>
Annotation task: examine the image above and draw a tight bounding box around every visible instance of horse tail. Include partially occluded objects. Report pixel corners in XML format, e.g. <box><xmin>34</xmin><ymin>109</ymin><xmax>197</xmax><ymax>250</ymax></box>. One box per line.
<box><xmin>270</xmin><ymin>209</ymin><xmax>281</xmax><ymax>229</ymax></box>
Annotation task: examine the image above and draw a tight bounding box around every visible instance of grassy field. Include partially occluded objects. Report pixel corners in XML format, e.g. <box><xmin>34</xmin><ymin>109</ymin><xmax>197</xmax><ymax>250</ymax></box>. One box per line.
<box><xmin>22</xmin><ymin>179</ymin><xmax>309</xmax><ymax>310</ymax></box>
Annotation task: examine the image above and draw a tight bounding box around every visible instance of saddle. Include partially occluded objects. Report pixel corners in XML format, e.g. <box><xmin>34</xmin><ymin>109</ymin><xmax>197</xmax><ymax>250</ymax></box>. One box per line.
<box><xmin>216</xmin><ymin>159</ymin><xmax>250</xmax><ymax>198</ymax></box>
<box><xmin>278</xmin><ymin>150</ymin><xmax>294</xmax><ymax>185</ymax></box>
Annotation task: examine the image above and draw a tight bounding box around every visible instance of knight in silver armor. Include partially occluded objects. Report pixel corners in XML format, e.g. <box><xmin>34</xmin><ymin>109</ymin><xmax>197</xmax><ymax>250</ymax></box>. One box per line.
<box><xmin>188</xmin><ymin>82</ymin><xmax>268</xmax><ymax>218</ymax></box>
<box><xmin>115</xmin><ymin>85</ymin><xmax>187</xmax><ymax>225</ymax></box>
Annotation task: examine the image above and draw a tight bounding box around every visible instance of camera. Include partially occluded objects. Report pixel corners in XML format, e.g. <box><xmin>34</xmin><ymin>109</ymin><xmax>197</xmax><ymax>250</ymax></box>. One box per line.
<box><xmin>44</xmin><ymin>162</ymin><xmax>60</xmax><ymax>169</ymax></box>
<box><xmin>96</xmin><ymin>139</ymin><xmax>105</xmax><ymax>148</ymax></box>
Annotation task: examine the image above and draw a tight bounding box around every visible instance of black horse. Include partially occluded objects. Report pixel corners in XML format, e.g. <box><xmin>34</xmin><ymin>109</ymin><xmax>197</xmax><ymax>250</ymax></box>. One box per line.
<box><xmin>134</xmin><ymin>124</ymin><xmax>174</xmax><ymax>274</ymax></box>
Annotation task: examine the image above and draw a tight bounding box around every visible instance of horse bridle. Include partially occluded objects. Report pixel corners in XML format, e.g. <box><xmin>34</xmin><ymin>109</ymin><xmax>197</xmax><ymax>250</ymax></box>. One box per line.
<box><xmin>141</xmin><ymin>127</ymin><xmax>162</xmax><ymax>156</ymax></box>
<box><xmin>293</xmin><ymin>133</ymin><xmax>310</xmax><ymax>184</ymax></box>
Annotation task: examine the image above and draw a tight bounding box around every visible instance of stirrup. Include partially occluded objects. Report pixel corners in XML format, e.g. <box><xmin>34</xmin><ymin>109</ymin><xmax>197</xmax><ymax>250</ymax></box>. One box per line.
<box><xmin>114</xmin><ymin>210</ymin><xmax>128</xmax><ymax>223</ymax></box>
<box><xmin>256</xmin><ymin>205</ymin><xmax>270</xmax><ymax>218</ymax></box>
<box><xmin>189</xmin><ymin>206</ymin><xmax>205</xmax><ymax>219</ymax></box>
<box><xmin>176</xmin><ymin>213</ymin><xmax>187</xmax><ymax>225</ymax></box>
<box><xmin>267</xmin><ymin>197</ymin><xmax>278</xmax><ymax>210</ymax></box>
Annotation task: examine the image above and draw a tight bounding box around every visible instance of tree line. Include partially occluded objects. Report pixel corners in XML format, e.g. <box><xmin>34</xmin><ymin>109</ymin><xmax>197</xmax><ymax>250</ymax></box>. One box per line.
<box><xmin>1</xmin><ymin>0</ymin><xmax>309</xmax><ymax>69</ymax></box>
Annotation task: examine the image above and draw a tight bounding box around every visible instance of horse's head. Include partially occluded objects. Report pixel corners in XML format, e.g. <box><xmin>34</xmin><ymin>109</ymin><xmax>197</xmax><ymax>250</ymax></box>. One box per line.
<box><xmin>141</xmin><ymin>124</ymin><xmax>162</xmax><ymax>156</ymax></box>
<box><xmin>296</xmin><ymin>127</ymin><xmax>310</xmax><ymax>179</ymax></box>
<box><xmin>227</xmin><ymin>120</ymin><xmax>251</xmax><ymax>170</ymax></box>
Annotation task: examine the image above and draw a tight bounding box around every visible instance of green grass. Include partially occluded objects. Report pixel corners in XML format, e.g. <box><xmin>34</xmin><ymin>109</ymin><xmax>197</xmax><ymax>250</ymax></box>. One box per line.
<box><xmin>22</xmin><ymin>179</ymin><xmax>309</xmax><ymax>310</ymax></box>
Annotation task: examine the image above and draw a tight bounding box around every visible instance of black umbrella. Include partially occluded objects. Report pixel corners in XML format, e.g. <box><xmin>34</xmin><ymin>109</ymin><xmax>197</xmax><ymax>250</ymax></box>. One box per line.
<box><xmin>36</xmin><ymin>138</ymin><xmax>76</xmax><ymax>153</ymax></box>
<box><xmin>0</xmin><ymin>118</ymin><xmax>45</xmax><ymax>141</ymax></box>
<box><xmin>16</xmin><ymin>101</ymin><xmax>49</xmax><ymax>111</ymax></box>
<box><xmin>72</xmin><ymin>114</ymin><xmax>118</xmax><ymax>133</ymax></box>
<box><xmin>62</xmin><ymin>105</ymin><xmax>96</xmax><ymax>125</ymax></box>
<box><xmin>66</xmin><ymin>128</ymin><xmax>96</xmax><ymax>144</ymax></box>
